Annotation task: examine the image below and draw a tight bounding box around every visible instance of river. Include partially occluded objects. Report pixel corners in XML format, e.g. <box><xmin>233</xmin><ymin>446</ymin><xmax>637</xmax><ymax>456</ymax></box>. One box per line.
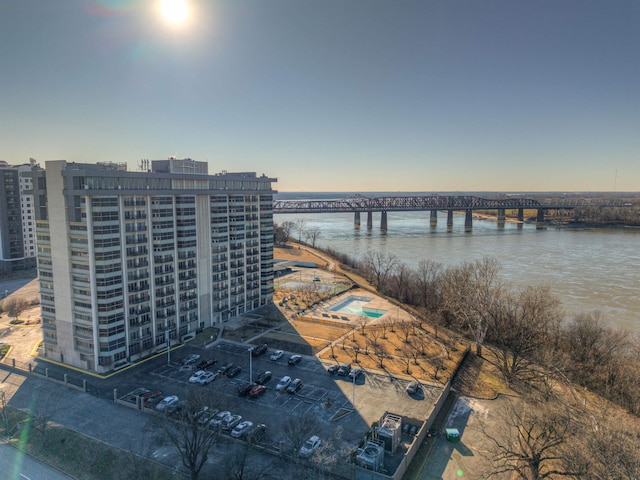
<box><xmin>274</xmin><ymin>193</ymin><xmax>640</xmax><ymax>332</ymax></box>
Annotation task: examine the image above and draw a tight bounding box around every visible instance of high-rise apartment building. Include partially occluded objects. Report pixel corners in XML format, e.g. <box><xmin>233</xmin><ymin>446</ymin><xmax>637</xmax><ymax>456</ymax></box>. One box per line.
<box><xmin>31</xmin><ymin>159</ymin><xmax>277</xmax><ymax>373</ymax></box>
<box><xmin>0</xmin><ymin>159</ymin><xmax>38</xmax><ymax>271</ymax></box>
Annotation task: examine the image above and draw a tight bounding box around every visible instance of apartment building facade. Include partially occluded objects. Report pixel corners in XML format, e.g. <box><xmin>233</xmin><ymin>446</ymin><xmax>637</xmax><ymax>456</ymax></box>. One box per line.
<box><xmin>32</xmin><ymin>159</ymin><xmax>277</xmax><ymax>373</ymax></box>
<box><xmin>0</xmin><ymin>159</ymin><xmax>38</xmax><ymax>271</ymax></box>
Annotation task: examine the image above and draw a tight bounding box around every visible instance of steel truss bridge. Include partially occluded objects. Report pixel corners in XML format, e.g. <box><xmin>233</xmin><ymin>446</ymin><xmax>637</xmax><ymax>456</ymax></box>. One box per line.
<box><xmin>273</xmin><ymin>195</ymin><xmax>625</xmax><ymax>229</ymax></box>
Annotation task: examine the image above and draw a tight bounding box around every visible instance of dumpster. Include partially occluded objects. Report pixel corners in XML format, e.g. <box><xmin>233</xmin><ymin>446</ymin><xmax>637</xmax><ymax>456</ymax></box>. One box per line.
<box><xmin>445</xmin><ymin>428</ymin><xmax>461</xmax><ymax>442</ymax></box>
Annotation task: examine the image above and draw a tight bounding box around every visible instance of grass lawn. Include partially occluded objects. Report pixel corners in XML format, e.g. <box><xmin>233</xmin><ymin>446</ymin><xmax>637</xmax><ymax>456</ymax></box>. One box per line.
<box><xmin>3</xmin><ymin>408</ymin><xmax>181</xmax><ymax>480</ymax></box>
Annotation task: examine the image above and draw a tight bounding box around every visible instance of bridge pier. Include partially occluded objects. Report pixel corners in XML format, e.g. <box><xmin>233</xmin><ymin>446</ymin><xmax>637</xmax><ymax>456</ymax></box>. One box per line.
<box><xmin>430</xmin><ymin>210</ymin><xmax>438</xmax><ymax>227</ymax></box>
<box><xmin>465</xmin><ymin>210</ymin><xmax>473</xmax><ymax>229</ymax></box>
<box><xmin>367</xmin><ymin>211</ymin><xmax>373</xmax><ymax>230</ymax></box>
<box><xmin>536</xmin><ymin>208</ymin><xmax>545</xmax><ymax>229</ymax></box>
<box><xmin>381</xmin><ymin>211</ymin><xmax>387</xmax><ymax>231</ymax></box>
<box><xmin>447</xmin><ymin>210</ymin><xmax>454</xmax><ymax>227</ymax></box>
<box><xmin>497</xmin><ymin>208</ymin><xmax>505</xmax><ymax>228</ymax></box>
<box><xmin>517</xmin><ymin>208</ymin><xmax>524</xmax><ymax>222</ymax></box>
<box><xmin>354</xmin><ymin>211</ymin><xmax>360</xmax><ymax>228</ymax></box>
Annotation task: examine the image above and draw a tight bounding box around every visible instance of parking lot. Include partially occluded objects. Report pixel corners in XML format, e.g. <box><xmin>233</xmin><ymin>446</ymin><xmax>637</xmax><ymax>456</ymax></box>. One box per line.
<box><xmin>114</xmin><ymin>340</ymin><xmax>444</xmax><ymax>459</ymax></box>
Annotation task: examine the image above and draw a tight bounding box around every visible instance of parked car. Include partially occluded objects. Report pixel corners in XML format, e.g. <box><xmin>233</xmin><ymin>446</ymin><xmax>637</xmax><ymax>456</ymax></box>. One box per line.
<box><xmin>248</xmin><ymin>423</ymin><xmax>267</xmax><ymax>442</ymax></box>
<box><xmin>299</xmin><ymin>435</ymin><xmax>321</xmax><ymax>458</ymax></box>
<box><xmin>313</xmin><ymin>277</ymin><xmax>321</xmax><ymax>282</ymax></box>
<box><xmin>156</xmin><ymin>395</ymin><xmax>179</xmax><ymax>412</ymax></box>
<box><xmin>327</xmin><ymin>364</ymin><xmax>339</xmax><ymax>374</ymax></box>
<box><xmin>222</xmin><ymin>414</ymin><xmax>242</xmax><ymax>431</ymax></box>
<box><xmin>196</xmin><ymin>357</ymin><xmax>217</xmax><ymax>370</ymax></box>
<box><xmin>126</xmin><ymin>388</ymin><xmax>150</xmax><ymax>403</ymax></box>
<box><xmin>197</xmin><ymin>371</ymin><xmax>217</xmax><ymax>384</ymax></box>
<box><xmin>197</xmin><ymin>408</ymin><xmax>218</xmax><ymax>426</ymax></box>
<box><xmin>166</xmin><ymin>400</ymin><xmax>187</xmax><ymax>415</ymax></box>
<box><xmin>231</xmin><ymin>420</ymin><xmax>254</xmax><ymax>438</ymax></box>
<box><xmin>406</xmin><ymin>381</ymin><xmax>419</xmax><ymax>394</ymax></box>
<box><xmin>256</xmin><ymin>371</ymin><xmax>272</xmax><ymax>385</ymax></box>
<box><xmin>349</xmin><ymin>367</ymin><xmax>363</xmax><ymax>380</ymax></box>
<box><xmin>189</xmin><ymin>370</ymin><xmax>207</xmax><ymax>383</ymax></box>
<box><xmin>275</xmin><ymin>376</ymin><xmax>292</xmax><ymax>392</ymax></box>
<box><xmin>182</xmin><ymin>354</ymin><xmax>201</xmax><ymax>366</ymax></box>
<box><xmin>288</xmin><ymin>355</ymin><xmax>302</xmax><ymax>365</ymax></box>
<box><xmin>286</xmin><ymin>378</ymin><xmax>302</xmax><ymax>394</ymax></box>
<box><xmin>249</xmin><ymin>385</ymin><xmax>267</xmax><ymax>398</ymax></box>
<box><xmin>251</xmin><ymin>343</ymin><xmax>268</xmax><ymax>357</ymax></box>
<box><xmin>270</xmin><ymin>350</ymin><xmax>283</xmax><ymax>361</ymax></box>
<box><xmin>143</xmin><ymin>391</ymin><xmax>163</xmax><ymax>409</ymax></box>
<box><xmin>337</xmin><ymin>362</ymin><xmax>351</xmax><ymax>376</ymax></box>
<box><xmin>209</xmin><ymin>410</ymin><xmax>232</xmax><ymax>428</ymax></box>
<box><xmin>238</xmin><ymin>382</ymin><xmax>255</xmax><ymax>396</ymax></box>
<box><xmin>192</xmin><ymin>406</ymin><xmax>210</xmax><ymax>421</ymax></box>
<box><xmin>218</xmin><ymin>362</ymin><xmax>234</xmax><ymax>374</ymax></box>
<box><xmin>227</xmin><ymin>365</ymin><xmax>242</xmax><ymax>378</ymax></box>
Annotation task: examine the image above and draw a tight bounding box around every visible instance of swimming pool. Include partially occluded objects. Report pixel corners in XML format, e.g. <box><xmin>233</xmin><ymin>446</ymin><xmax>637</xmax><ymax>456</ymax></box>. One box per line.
<box><xmin>328</xmin><ymin>296</ymin><xmax>387</xmax><ymax>318</ymax></box>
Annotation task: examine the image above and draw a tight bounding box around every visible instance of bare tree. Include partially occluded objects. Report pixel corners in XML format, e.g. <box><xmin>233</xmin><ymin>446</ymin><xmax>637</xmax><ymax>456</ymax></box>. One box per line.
<box><xmin>305</xmin><ymin>228</ymin><xmax>322</xmax><ymax>248</ymax></box>
<box><xmin>352</xmin><ymin>346</ymin><xmax>361</xmax><ymax>364</ymax></box>
<box><xmin>362</xmin><ymin>250</ymin><xmax>399</xmax><ymax>292</ymax></box>
<box><xmin>564</xmin><ymin>407</ymin><xmax>640</xmax><ymax>479</ymax></box>
<box><xmin>2</xmin><ymin>297</ymin><xmax>29</xmax><ymax>322</ymax></box>
<box><xmin>414</xmin><ymin>259</ymin><xmax>444</xmax><ymax>313</ymax></box>
<box><xmin>161</xmin><ymin>388</ymin><xmax>222</xmax><ymax>480</ymax></box>
<box><xmin>356</xmin><ymin>316</ymin><xmax>368</xmax><ymax>336</ymax></box>
<box><xmin>224</xmin><ymin>437</ymin><xmax>281</xmax><ymax>480</ymax></box>
<box><xmin>439</xmin><ymin>257</ymin><xmax>502</xmax><ymax>357</ymax></box>
<box><xmin>294</xmin><ymin>219</ymin><xmax>307</xmax><ymax>244</ymax></box>
<box><xmin>389</xmin><ymin>262</ymin><xmax>413</xmax><ymax>303</ymax></box>
<box><xmin>379</xmin><ymin>319</ymin><xmax>390</xmax><ymax>339</ymax></box>
<box><xmin>480</xmin><ymin>399</ymin><xmax>580</xmax><ymax>480</ymax></box>
<box><xmin>29</xmin><ymin>388</ymin><xmax>68</xmax><ymax>444</ymax></box>
<box><xmin>372</xmin><ymin>340</ymin><xmax>387</xmax><ymax>369</ymax></box>
<box><xmin>487</xmin><ymin>286</ymin><xmax>562</xmax><ymax>385</ymax></box>
<box><xmin>275</xmin><ymin>221</ymin><xmax>295</xmax><ymax>245</ymax></box>
<box><xmin>398</xmin><ymin>321</ymin><xmax>413</xmax><ymax>343</ymax></box>
<box><xmin>432</xmin><ymin>356</ymin><xmax>445</xmax><ymax>381</ymax></box>
<box><xmin>283</xmin><ymin>411</ymin><xmax>321</xmax><ymax>457</ymax></box>
<box><xmin>368</xmin><ymin>326</ymin><xmax>382</xmax><ymax>349</ymax></box>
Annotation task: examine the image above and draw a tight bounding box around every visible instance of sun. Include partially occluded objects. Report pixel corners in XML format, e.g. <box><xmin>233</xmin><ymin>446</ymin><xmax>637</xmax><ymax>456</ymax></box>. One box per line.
<box><xmin>159</xmin><ymin>0</ymin><xmax>189</xmax><ymax>26</ymax></box>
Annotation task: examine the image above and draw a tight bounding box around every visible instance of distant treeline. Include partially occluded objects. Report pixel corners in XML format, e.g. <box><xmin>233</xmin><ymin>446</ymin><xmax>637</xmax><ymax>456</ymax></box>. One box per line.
<box><xmin>571</xmin><ymin>206</ymin><xmax>640</xmax><ymax>226</ymax></box>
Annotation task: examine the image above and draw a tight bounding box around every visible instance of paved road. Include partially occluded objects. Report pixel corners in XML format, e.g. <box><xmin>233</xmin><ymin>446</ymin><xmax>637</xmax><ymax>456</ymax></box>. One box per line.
<box><xmin>0</xmin><ymin>443</ymin><xmax>73</xmax><ymax>480</ymax></box>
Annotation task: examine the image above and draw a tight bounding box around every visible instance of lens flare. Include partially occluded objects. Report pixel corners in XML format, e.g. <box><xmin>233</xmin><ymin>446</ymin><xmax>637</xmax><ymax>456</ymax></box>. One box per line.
<box><xmin>159</xmin><ymin>0</ymin><xmax>189</xmax><ymax>25</ymax></box>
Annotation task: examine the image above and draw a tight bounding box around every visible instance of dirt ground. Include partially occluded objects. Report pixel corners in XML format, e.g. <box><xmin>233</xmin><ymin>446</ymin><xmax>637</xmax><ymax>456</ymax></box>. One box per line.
<box><xmin>0</xmin><ymin>276</ymin><xmax>43</xmax><ymax>364</ymax></box>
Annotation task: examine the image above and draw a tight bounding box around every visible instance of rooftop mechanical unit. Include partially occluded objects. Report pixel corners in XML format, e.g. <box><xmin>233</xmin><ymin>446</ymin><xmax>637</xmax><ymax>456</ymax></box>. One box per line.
<box><xmin>376</xmin><ymin>413</ymin><xmax>402</xmax><ymax>453</ymax></box>
<box><xmin>356</xmin><ymin>440</ymin><xmax>385</xmax><ymax>472</ymax></box>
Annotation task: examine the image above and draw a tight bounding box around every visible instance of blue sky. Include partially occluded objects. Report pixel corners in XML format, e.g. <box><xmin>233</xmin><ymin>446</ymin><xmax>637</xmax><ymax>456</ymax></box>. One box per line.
<box><xmin>1</xmin><ymin>0</ymin><xmax>639</xmax><ymax>192</ymax></box>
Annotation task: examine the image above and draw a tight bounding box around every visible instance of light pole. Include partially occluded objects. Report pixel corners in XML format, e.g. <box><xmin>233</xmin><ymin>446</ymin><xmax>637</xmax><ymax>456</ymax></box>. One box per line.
<box><xmin>248</xmin><ymin>347</ymin><xmax>254</xmax><ymax>383</ymax></box>
<box><xmin>167</xmin><ymin>329</ymin><xmax>175</xmax><ymax>366</ymax></box>
<box><xmin>352</xmin><ymin>372</ymin><xmax>356</xmax><ymax>408</ymax></box>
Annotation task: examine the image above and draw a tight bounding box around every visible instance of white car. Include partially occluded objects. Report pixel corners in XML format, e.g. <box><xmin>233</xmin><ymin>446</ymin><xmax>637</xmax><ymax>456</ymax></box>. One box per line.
<box><xmin>275</xmin><ymin>376</ymin><xmax>291</xmax><ymax>392</ymax></box>
<box><xmin>189</xmin><ymin>370</ymin><xmax>207</xmax><ymax>383</ymax></box>
<box><xmin>209</xmin><ymin>410</ymin><xmax>232</xmax><ymax>428</ymax></box>
<box><xmin>300</xmin><ymin>435</ymin><xmax>321</xmax><ymax>458</ymax></box>
<box><xmin>222</xmin><ymin>414</ymin><xmax>242</xmax><ymax>431</ymax></box>
<box><xmin>197</xmin><ymin>371</ymin><xmax>217</xmax><ymax>384</ymax></box>
<box><xmin>231</xmin><ymin>420</ymin><xmax>254</xmax><ymax>438</ymax></box>
<box><xmin>270</xmin><ymin>350</ymin><xmax>283</xmax><ymax>361</ymax></box>
<box><xmin>156</xmin><ymin>395</ymin><xmax>179</xmax><ymax>412</ymax></box>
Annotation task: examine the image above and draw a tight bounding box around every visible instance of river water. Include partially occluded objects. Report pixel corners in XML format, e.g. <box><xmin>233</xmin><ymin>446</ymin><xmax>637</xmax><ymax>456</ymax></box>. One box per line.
<box><xmin>274</xmin><ymin>193</ymin><xmax>640</xmax><ymax>332</ymax></box>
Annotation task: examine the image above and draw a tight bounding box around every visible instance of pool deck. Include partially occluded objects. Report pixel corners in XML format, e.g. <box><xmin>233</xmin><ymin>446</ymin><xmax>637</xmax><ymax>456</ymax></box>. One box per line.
<box><xmin>301</xmin><ymin>288</ymin><xmax>414</xmax><ymax>326</ymax></box>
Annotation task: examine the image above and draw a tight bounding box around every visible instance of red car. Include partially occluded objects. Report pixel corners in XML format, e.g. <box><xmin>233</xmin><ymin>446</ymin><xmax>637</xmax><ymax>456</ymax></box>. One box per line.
<box><xmin>143</xmin><ymin>391</ymin><xmax>163</xmax><ymax>408</ymax></box>
<box><xmin>248</xmin><ymin>385</ymin><xmax>267</xmax><ymax>398</ymax></box>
